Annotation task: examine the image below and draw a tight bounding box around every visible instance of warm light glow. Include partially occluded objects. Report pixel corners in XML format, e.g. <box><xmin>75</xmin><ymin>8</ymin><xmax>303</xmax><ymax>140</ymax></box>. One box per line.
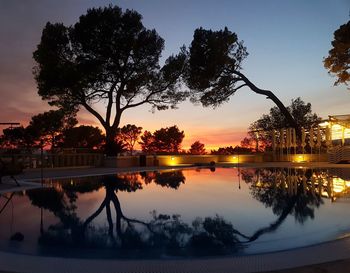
<box><xmin>318</xmin><ymin>121</ymin><xmax>329</xmax><ymax>127</ymax></box>
<box><xmin>332</xmin><ymin>177</ymin><xmax>346</xmax><ymax>193</ymax></box>
<box><xmin>293</xmin><ymin>154</ymin><xmax>305</xmax><ymax>162</ymax></box>
<box><xmin>231</xmin><ymin>155</ymin><xmax>239</xmax><ymax>163</ymax></box>
<box><xmin>331</xmin><ymin>124</ymin><xmax>350</xmax><ymax>140</ymax></box>
<box><xmin>168</xmin><ymin>156</ymin><xmax>177</xmax><ymax>166</ymax></box>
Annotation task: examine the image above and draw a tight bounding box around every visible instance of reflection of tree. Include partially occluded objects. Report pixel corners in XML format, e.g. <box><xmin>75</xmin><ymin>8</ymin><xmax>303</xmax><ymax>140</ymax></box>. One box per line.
<box><xmin>140</xmin><ymin>170</ymin><xmax>186</xmax><ymax>189</ymax></box>
<box><xmin>240</xmin><ymin>168</ymin><xmax>323</xmax><ymax>242</ymax></box>
<box><xmin>25</xmin><ymin>171</ymin><xmax>244</xmax><ymax>257</ymax></box>
<box><xmin>23</xmin><ymin>167</ymin><xmax>331</xmax><ymax>256</ymax></box>
<box><xmin>26</xmin><ymin>186</ymin><xmax>82</xmax><ymax>246</ymax></box>
<box><xmin>61</xmin><ymin>177</ymin><xmax>103</xmax><ymax>203</ymax></box>
<box><xmin>154</xmin><ymin>171</ymin><xmax>185</xmax><ymax>189</ymax></box>
<box><xmin>82</xmin><ymin>175</ymin><xmax>146</xmax><ymax>245</ymax></box>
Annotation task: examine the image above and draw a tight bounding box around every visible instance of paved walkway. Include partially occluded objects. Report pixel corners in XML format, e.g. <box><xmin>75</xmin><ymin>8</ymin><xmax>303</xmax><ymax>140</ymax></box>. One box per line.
<box><xmin>1</xmin><ymin>162</ymin><xmax>350</xmax><ymax>273</ymax></box>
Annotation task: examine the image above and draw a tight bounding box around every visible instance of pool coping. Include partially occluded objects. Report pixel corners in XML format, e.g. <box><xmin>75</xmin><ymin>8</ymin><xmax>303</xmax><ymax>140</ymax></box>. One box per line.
<box><xmin>1</xmin><ymin>236</ymin><xmax>350</xmax><ymax>273</ymax></box>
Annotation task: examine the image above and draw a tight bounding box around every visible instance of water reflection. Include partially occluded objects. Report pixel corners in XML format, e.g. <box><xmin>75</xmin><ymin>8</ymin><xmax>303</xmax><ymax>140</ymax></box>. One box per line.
<box><xmin>241</xmin><ymin>168</ymin><xmax>350</xmax><ymax>202</ymax></box>
<box><xmin>1</xmin><ymin>168</ymin><xmax>350</xmax><ymax>258</ymax></box>
<box><xmin>26</xmin><ymin>171</ymin><xmax>243</xmax><ymax>257</ymax></box>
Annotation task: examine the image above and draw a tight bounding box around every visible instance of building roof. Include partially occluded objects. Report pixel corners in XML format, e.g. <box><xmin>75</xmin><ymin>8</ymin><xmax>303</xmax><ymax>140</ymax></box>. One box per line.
<box><xmin>329</xmin><ymin>115</ymin><xmax>350</xmax><ymax>128</ymax></box>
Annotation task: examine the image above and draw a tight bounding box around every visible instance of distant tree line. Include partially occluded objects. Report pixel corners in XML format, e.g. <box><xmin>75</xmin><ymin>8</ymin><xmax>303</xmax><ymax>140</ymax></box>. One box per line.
<box><xmin>0</xmin><ymin>111</ymin><xmax>254</xmax><ymax>155</ymax></box>
<box><xmin>1</xmin><ymin>96</ymin><xmax>320</xmax><ymax>156</ymax></box>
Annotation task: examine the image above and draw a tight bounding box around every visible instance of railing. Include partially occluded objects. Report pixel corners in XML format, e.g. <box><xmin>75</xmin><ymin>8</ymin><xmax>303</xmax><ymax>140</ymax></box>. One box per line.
<box><xmin>329</xmin><ymin>146</ymin><xmax>350</xmax><ymax>163</ymax></box>
<box><xmin>0</xmin><ymin>153</ymin><xmax>104</xmax><ymax>168</ymax></box>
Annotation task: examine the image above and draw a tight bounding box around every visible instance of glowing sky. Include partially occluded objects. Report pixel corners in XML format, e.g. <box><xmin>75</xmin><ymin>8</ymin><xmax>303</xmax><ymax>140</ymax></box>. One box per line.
<box><xmin>0</xmin><ymin>0</ymin><xmax>349</xmax><ymax>149</ymax></box>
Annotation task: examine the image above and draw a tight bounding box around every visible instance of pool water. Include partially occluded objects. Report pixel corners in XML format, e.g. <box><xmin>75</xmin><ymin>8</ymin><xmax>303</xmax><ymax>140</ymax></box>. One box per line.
<box><xmin>1</xmin><ymin>167</ymin><xmax>350</xmax><ymax>259</ymax></box>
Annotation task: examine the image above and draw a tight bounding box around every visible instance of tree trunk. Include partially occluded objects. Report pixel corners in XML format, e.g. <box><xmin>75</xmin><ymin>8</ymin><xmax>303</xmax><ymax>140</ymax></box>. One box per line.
<box><xmin>105</xmin><ymin>128</ymin><xmax>118</xmax><ymax>156</ymax></box>
<box><xmin>233</xmin><ymin>71</ymin><xmax>301</xmax><ymax>139</ymax></box>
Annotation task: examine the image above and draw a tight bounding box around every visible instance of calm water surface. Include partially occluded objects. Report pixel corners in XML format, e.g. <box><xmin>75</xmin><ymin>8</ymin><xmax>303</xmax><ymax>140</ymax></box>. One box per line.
<box><xmin>1</xmin><ymin>167</ymin><xmax>350</xmax><ymax>259</ymax></box>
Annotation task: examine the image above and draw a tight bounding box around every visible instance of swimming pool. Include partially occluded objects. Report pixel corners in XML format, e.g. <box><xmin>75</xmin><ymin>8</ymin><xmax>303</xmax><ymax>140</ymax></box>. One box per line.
<box><xmin>1</xmin><ymin>167</ymin><xmax>350</xmax><ymax>259</ymax></box>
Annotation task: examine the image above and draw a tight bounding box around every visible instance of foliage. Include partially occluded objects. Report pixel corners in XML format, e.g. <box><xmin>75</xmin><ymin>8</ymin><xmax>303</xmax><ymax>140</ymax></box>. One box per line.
<box><xmin>210</xmin><ymin>145</ymin><xmax>252</xmax><ymax>155</ymax></box>
<box><xmin>153</xmin><ymin>171</ymin><xmax>186</xmax><ymax>189</ymax></box>
<box><xmin>27</xmin><ymin>109</ymin><xmax>77</xmax><ymax>149</ymax></box>
<box><xmin>324</xmin><ymin>20</ymin><xmax>350</xmax><ymax>88</ymax></box>
<box><xmin>185</xmin><ymin>27</ymin><xmax>299</xmax><ymax>132</ymax></box>
<box><xmin>139</xmin><ymin>125</ymin><xmax>185</xmax><ymax>154</ymax></box>
<box><xmin>0</xmin><ymin>126</ymin><xmax>36</xmax><ymax>150</ymax></box>
<box><xmin>139</xmin><ymin>130</ymin><xmax>155</xmax><ymax>154</ymax></box>
<box><xmin>240</xmin><ymin>137</ymin><xmax>256</xmax><ymax>151</ymax></box>
<box><xmin>33</xmin><ymin>5</ymin><xmax>187</xmax><ymax>155</ymax></box>
<box><xmin>117</xmin><ymin>124</ymin><xmax>142</xmax><ymax>155</ymax></box>
<box><xmin>189</xmin><ymin>141</ymin><xmax>206</xmax><ymax>155</ymax></box>
<box><xmin>0</xmin><ymin>110</ymin><xmax>76</xmax><ymax>150</ymax></box>
<box><xmin>60</xmin><ymin>125</ymin><xmax>104</xmax><ymax>149</ymax></box>
<box><xmin>186</xmin><ymin>27</ymin><xmax>248</xmax><ymax>107</ymax></box>
<box><xmin>248</xmin><ymin>97</ymin><xmax>320</xmax><ymax>150</ymax></box>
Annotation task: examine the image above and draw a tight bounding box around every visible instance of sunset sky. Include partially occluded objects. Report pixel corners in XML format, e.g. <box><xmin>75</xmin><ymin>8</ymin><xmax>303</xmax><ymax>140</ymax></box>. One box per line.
<box><xmin>0</xmin><ymin>0</ymin><xmax>349</xmax><ymax>150</ymax></box>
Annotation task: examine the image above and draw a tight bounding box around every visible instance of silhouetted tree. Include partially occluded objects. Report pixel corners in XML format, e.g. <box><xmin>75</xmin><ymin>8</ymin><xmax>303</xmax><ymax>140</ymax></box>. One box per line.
<box><xmin>240</xmin><ymin>137</ymin><xmax>255</xmax><ymax>151</ymax></box>
<box><xmin>104</xmin><ymin>139</ymin><xmax>127</xmax><ymax>156</ymax></box>
<box><xmin>139</xmin><ymin>130</ymin><xmax>155</xmax><ymax>154</ymax></box>
<box><xmin>153</xmin><ymin>125</ymin><xmax>184</xmax><ymax>154</ymax></box>
<box><xmin>33</xmin><ymin>6</ymin><xmax>187</xmax><ymax>156</ymax></box>
<box><xmin>324</xmin><ymin>20</ymin><xmax>350</xmax><ymax>88</ymax></box>
<box><xmin>189</xmin><ymin>141</ymin><xmax>206</xmax><ymax>155</ymax></box>
<box><xmin>0</xmin><ymin>126</ymin><xmax>35</xmax><ymax>151</ymax></box>
<box><xmin>117</xmin><ymin>124</ymin><xmax>142</xmax><ymax>155</ymax></box>
<box><xmin>186</xmin><ymin>27</ymin><xmax>300</xmax><ymax>136</ymax></box>
<box><xmin>139</xmin><ymin>125</ymin><xmax>185</xmax><ymax>154</ymax></box>
<box><xmin>210</xmin><ymin>145</ymin><xmax>251</xmax><ymax>155</ymax></box>
<box><xmin>27</xmin><ymin>110</ymin><xmax>77</xmax><ymax>149</ymax></box>
<box><xmin>248</xmin><ymin>98</ymin><xmax>320</xmax><ymax>150</ymax></box>
<box><xmin>60</xmin><ymin>125</ymin><xmax>104</xmax><ymax>149</ymax></box>
<box><xmin>211</xmin><ymin>146</ymin><xmax>233</xmax><ymax>155</ymax></box>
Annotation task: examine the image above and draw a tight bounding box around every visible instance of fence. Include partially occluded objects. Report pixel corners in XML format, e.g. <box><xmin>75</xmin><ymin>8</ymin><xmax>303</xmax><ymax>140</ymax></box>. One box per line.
<box><xmin>0</xmin><ymin>153</ymin><xmax>104</xmax><ymax>168</ymax></box>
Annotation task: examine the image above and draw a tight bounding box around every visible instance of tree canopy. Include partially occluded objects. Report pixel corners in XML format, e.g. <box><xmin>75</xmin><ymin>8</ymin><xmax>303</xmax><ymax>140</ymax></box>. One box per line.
<box><xmin>248</xmin><ymin>97</ymin><xmax>320</xmax><ymax>150</ymax></box>
<box><xmin>117</xmin><ymin>124</ymin><xmax>142</xmax><ymax>155</ymax></box>
<box><xmin>250</xmin><ymin>97</ymin><xmax>320</xmax><ymax>132</ymax></box>
<box><xmin>27</xmin><ymin>109</ymin><xmax>77</xmax><ymax>149</ymax></box>
<box><xmin>186</xmin><ymin>27</ymin><xmax>300</xmax><ymax>134</ymax></box>
<box><xmin>0</xmin><ymin>126</ymin><xmax>34</xmax><ymax>150</ymax></box>
<box><xmin>33</xmin><ymin>6</ymin><xmax>187</xmax><ymax>155</ymax></box>
<box><xmin>139</xmin><ymin>125</ymin><xmax>184</xmax><ymax>154</ymax></box>
<box><xmin>60</xmin><ymin>125</ymin><xmax>104</xmax><ymax>149</ymax></box>
<box><xmin>324</xmin><ymin>20</ymin><xmax>350</xmax><ymax>88</ymax></box>
<box><xmin>189</xmin><ymin>141</ymin><xmax>206</xmax><ymax>155</ymax></box>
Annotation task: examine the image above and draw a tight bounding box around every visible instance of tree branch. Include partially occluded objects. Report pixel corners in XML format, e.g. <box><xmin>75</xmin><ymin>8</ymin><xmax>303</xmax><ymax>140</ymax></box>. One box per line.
<box><xmin>106</xmin><ymin>82</ymin><xmax>118</xmax><ymax>127</ymax></box>
<box><xmin>233</xmin><ymin>83</ymin><xmax>247</xmax><ymax>92</ymax></box>
<box><xmin>232</xmin><ymin>70</ymin><xmax>300</xmax><ymax>136</ymax></box>
<box><xmin>81</xmin><ymin>100</ymin><xmax>107</xmax><ymax>129</ymax></box>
